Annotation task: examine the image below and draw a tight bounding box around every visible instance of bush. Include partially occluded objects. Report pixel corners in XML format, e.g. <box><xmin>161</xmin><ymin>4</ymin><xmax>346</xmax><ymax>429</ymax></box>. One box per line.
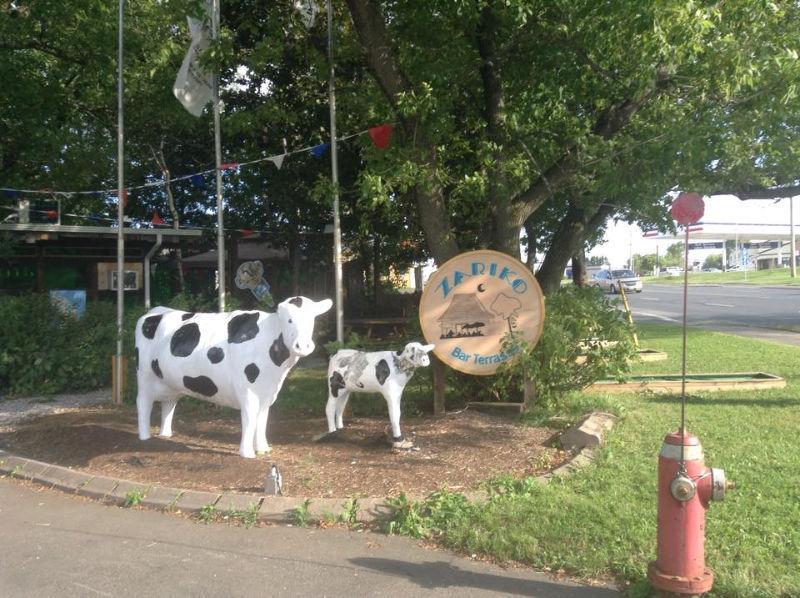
<box><xmin>0</xmin><ymin>294</ymin><xmax>148</xmax><ymax>398</ymax></box>
<box><xmin>492</xmin><ymin>285</ymin><xmax>637</xmax><ymax>408</ymax></box>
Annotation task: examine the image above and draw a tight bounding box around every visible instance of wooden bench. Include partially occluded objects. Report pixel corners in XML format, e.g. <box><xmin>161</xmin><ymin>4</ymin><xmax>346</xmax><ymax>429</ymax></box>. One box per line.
<box><xmin>344</xmin><ymin>317</ymin><xmax>409</xmax><ymax>338</ymax></box>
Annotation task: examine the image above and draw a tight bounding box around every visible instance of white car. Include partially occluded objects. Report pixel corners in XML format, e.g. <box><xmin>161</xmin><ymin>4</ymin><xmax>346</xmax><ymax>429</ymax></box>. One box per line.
<box><xmin>591</xmin><ymin>269</ymin><xmax>643</xmax><ymax>294</ymax></box>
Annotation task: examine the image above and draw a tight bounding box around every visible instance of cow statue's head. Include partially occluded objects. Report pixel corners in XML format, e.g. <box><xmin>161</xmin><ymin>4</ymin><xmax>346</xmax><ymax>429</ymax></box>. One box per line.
<box><xmin>276</xmin><ymin>296</ymin><xmax>333</xmax><ymax>357</ymax></box>
<box><xmin>397</xmin><ymin>341</ymin><xmax>436</xmax><ymax>369</ymax></box>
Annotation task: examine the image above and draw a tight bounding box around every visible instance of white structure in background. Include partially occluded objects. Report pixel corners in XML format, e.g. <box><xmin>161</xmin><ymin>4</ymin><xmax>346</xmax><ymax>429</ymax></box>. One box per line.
<box><xmin>591</xmin><ymin>195</ymin><xmax>799</xmax><ymax>273</ymax></box>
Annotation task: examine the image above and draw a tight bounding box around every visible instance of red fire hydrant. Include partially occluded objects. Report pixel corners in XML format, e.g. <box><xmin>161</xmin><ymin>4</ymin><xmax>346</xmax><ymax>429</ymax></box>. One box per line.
<box><xmin>648</xmin><ymin>430</ymin><xmax>733</xmax><ymax>596</ymax></box>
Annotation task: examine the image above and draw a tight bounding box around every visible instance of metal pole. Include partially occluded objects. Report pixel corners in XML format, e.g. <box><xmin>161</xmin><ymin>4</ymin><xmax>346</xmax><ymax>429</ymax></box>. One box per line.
<box><xmin>679</xmin><ymin>225</ymin><xmax>690</xmax><ymax>470</ymax></box>
<box><xmin>212</xmin><ymin>0</ymin><xmax>226</xmax><ymax>312</ymax></box>
<box><xmin>327</xmin><ymin>0</ymin><xmax>344</xmax><ymax>343</ymax></box>
<box><xmin>114</xmin><ymin>0</ymin><xmax>125</xmax><ymax>405</ymax></box>
<box><xmin>791</xmin><ymin>196</ymin><xmax>797</xmax><ymax>279</ymax></box>
<box><xmin>144</xmin><ymin>232</ymin><xmax>163</xmax><ymax>310</ymax></box>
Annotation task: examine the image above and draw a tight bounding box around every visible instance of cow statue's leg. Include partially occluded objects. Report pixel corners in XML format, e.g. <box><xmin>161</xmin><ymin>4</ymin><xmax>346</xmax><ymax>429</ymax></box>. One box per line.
<box><xmin>383</xmin><ymin>385</ymin><xmax>413</xmax><ymax>449</ymax></box>
<box><xmin>137</xmin><ymin>389</ymin><xmax>156</xmax><ymax>441</ymax></box>
<box><xmin>159</xmin><ymin>398</ymin><xmax>179</xmax><ymax>437</ymax></box>
<box><xmin>334</xmin><ymin>390</ymin><xmax>350</xmax><ymax>430</ymax></box>
<box><xmin>239</xmin><ymin>390</ymin><xmax>260</xmax><ymax>458</ymax></box>
<box><xmin>324</xmin><ymin>392</ymin><xmax>338</xmax><ymax>433</ymax></box>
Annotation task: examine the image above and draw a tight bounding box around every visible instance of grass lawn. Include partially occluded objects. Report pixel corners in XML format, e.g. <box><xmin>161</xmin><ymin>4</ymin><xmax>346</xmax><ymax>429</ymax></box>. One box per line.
<box><xmin>396</xmin><ymin>324</ymin><xmax>800</xmax><ymax>597</ymax></box>
<box><xmin>642</xmin><ymin>268</ymin><xmax>800</xmax><ymax>286</ymax></box>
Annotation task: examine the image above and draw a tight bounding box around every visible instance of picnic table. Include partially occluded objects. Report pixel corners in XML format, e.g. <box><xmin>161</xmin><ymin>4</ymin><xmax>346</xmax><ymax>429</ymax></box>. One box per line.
<box><xmin>344</xmin><ymin>317</ymin><xmax>409</xmax><ymax>338</ymax></box>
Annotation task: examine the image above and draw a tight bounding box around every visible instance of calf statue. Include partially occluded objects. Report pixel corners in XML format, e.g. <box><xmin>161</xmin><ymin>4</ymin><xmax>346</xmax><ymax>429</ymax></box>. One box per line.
<box><xmin>135</xmin><ymin>296</ymin><xmax>332</xmax><ymax>458</ymax></box>
<box><xmin>325</xmin><ymin>342</ymin><xmax>435</xmax><ymax>448</ymax></box>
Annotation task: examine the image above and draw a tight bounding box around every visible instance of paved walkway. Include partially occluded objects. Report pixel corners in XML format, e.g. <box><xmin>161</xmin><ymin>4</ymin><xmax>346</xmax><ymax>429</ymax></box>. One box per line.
<box><xmin>0</xmin><ymin>480</ymin><xmax>617</xmax><ymax>597</ymax></box>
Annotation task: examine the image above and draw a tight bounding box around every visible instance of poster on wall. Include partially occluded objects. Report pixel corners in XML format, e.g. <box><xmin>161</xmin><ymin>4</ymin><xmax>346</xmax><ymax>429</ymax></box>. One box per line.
<box><xmin>419</xmin><ymin>250</ymin><xmax>545</xmax><ymax>376</ymax></box>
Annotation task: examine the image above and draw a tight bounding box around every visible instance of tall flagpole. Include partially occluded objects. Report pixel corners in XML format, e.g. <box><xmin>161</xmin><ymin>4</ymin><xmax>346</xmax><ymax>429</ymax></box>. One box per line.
<box><xmin>327</xmin><ymin>0</ymin><xmax>344</xmax><ymax>343</ymax></box>
<box><xmin>212</xmin><ymin>0</ymin><xmax>226</xmax><ymax>312</ymax></box>
<box><xmin>115</xmin><ymin>0</ymin><xmax>125</xmax><ymax>405</ymax></box>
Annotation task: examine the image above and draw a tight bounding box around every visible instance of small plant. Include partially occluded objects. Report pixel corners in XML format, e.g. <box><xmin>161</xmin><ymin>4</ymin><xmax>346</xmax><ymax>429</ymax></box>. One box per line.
<box><xmin>197</xmin><ymin>503</ymin><xmax>218</xmax><ymax>523</ymax></box>
<box><xmin>123</xmin><ymin>488</ymin><xmax>145</xmax><ymax>508</ymax></box>
<box><xmin>165</xmin><ymin>491</ymin><xmax>183</xmax><ymax>513</ymax></box>
<box><xmin>10</xmin><ymin>465</ymin><xmax>23</xmax><ymax>477</ymax></box>
<box><xmin>291</xmin><ymin>498</ymin><xmax>313</xmax><ymax>527</ymax></box>
<box><xmin>338</xmin><ymin>496</ymin><xmax>360</xmax><ymax>526</ymax></box>
<box><xmin>385</xmin><ymin>493</ymin><xmax>428</xmax><ymax>538</ymax></box>
<box><xmin>230</xmin><ymin>503</ymin><xmax>261</xmax><ymax>529</ymax></box>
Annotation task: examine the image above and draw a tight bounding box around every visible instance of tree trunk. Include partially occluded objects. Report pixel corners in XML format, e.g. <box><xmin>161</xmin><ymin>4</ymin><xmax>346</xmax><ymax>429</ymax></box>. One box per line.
<box><xmin>571</xmin><ymin>249</ymin><xmax>587</xmax><ymax>286</ymax></box>
<box><xmin>152</xmin><ymin>143</ymin><xmax>185</xmax><ymax>292</ymax></box>
<box><xmin>535</xmin><ymin>203</ymin><xmax>614</xmax><ymax>295</ymax></box>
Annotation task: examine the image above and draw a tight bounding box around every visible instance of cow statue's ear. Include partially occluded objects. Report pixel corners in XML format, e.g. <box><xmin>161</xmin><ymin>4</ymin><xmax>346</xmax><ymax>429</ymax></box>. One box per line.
<box><xmin>422</xmin><ymin>343</ymin><xmax>435</xmax><ymax>353</ymax></box>
<box><xmin>313</xmin><ymin>298</ymin><xmax>333</xmax><ymax>315</ymax></box>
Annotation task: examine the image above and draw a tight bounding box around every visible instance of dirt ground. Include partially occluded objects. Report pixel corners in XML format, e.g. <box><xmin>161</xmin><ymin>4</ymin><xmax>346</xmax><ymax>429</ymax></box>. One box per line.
<box><xmin>0</xmin><ymin>405</ymin><xmax>569</xmax><ymax>498</ymax></box>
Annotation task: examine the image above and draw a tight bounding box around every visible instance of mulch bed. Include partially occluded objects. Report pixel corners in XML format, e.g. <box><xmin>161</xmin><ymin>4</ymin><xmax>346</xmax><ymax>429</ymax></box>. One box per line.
<box><xmin>0</xmin><ymin>405</ymin><xmax>570</xmax><ymax>498</ymax></box>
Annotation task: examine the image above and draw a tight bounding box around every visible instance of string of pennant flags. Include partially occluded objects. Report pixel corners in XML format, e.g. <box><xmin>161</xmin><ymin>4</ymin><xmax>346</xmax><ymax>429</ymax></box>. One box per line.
<box><xmin>0</xmin><ymin>123</ymin><xmax>394</xmax><ymax>200</ymax></box>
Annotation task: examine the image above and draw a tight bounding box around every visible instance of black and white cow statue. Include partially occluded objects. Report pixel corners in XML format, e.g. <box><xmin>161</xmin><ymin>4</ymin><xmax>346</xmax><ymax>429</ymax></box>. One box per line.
<box><xmin>135</xmin><ymin>296</ymin><xmax>332</xmax><ymax>458</ymax></box>
<box><xmin>325</xmin><ymin>342</ymin><xmax>435</xmax><ymax>448</ymax></box>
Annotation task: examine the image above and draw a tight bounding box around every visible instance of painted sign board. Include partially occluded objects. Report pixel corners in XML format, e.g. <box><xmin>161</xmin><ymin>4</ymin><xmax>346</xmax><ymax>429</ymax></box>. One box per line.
<box><xmin>419</xmin><ymin>250</ymin><xmax>545</xmax><ymax>375</ymax></box>
<box><xmin>49</xmin><ymin>289</ymin><xmax>86</xmax><ymax>319</ymax></box>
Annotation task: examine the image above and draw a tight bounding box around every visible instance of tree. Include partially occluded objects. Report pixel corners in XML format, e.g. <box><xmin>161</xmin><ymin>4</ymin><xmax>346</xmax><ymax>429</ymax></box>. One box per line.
<box><xmin>341</xmin><ymin>0</ymin><xmax>800</xmax><ymax>293</ymax></box>
<box><xmin>588</xmin><ymin>256</ymin><xmax>607</xmax><ymax>267</ymax></box>
<box><xmin>703</xmin><ymin>254</ymin><xmax>723</xmax><ymax>270</ymax></box>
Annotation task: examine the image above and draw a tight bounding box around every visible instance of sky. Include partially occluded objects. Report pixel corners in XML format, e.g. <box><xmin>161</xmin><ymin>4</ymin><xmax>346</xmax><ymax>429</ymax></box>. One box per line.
<box><xmin>590</xmin><ymin>194</ymin><xmax>800</xmax><ymax>268</ymax></box>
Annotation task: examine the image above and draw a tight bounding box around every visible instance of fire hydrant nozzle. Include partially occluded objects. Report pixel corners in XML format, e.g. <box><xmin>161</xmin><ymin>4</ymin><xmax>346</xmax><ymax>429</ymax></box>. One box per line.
<box><xmin>648</xmin><ymin>431</ymin><xmax>731</xmax><ymax>596</ymax></box>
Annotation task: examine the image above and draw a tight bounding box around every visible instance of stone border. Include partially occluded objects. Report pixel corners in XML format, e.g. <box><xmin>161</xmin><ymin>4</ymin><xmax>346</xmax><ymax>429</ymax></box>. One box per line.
<box><xmin>0</xmin><ymin>412</ymin><xmax>614</xmax><ymax>523</ymax></box>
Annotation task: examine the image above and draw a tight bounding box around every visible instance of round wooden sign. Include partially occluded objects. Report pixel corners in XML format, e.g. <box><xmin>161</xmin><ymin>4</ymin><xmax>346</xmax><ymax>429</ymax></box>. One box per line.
<box><xmin>419</xmin><ymin>250</ymin><xmax>545</xmax><ymax>375</ymax></box>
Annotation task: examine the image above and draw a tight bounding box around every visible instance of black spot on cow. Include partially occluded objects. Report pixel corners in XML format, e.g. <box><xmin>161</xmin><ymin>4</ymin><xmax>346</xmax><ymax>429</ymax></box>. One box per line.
<box><xmin>207</xmin><ymin>347</ymin><xmax>224</xmax><ymax>364</ymax></box>
<box><xmin>135</xmin><ymin>347</ymin><xmax>139</xmax><ymax>370</ymax></box>
<box><xmin>269</xmin><ymin>333</ymin><xmax>290</xmax><ymax>366</ymax></box>
<box><xmin>329</xmin><ymin>371</ymin><xmax>346</xmax><ymax>398</ymax></box>
<box><xmin>244</xmin><ymin>363</ymin><xmax>260</xmax><ymax>383</ymax></box>
<box><xmin>376</xmin><ymin>359</ymin><xmax>390</xmax><ymax>385</ymax></box>
<box><xmin>181</xmin><ymin>312</ymin><xmax>195</xmax><ymax>321</ymax></box>
<box><xmin>170</xmin><ymin>322</ymin><xmax>201</xmax><ymax>357</ymax></box>
<box><xmin>228</xmin><ymin>312</ymin><xmax>260</xmax><ymax>344</ymax></box>
<box><xmin>141</xmin><ymin>314</ymin><xmax>163</xmax><ymax>339</ymax></box>
<box><xmin>183</xmin><ymin>375</ymin><xmax>218</xmax><ymax>397</ymax></box>
<box><xmin>151</xmin><ymin>359</ymin><xmax>163</xmax><ymax>379</ymax></box>
<box><xmin>288</xmin><ymin>296</ymin><xmax>303</xmax><ymax>308</ymax></box>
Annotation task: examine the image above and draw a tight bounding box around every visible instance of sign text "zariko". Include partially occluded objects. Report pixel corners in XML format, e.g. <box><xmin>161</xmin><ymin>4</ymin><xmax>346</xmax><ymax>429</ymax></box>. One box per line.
<box><xmin>435</xmin><ymin>261</ymin><xmax>528</xmax><ymax>299</ymax></box>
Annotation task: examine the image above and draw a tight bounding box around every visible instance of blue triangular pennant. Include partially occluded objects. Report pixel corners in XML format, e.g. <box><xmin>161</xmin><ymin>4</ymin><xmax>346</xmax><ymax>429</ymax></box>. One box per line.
<box><xmin>310</xmin><ymin>142</ymin><xmax>330</xmax><ymax>158</ymax></box>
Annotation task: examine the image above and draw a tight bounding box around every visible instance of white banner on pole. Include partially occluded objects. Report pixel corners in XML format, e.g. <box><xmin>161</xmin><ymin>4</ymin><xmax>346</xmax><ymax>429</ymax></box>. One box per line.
<box><xmin>294</xmin><ymin>0</ymin><xmax>318</xmax><ymax>28</ymax></box>
<box><xmin>173</xmin><ymin>4</ymin><xmax>213</xmax><ymax>117</ymax></box>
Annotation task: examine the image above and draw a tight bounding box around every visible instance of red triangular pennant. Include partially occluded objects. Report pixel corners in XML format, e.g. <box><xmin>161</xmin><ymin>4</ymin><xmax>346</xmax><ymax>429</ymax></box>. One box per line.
<box><xmin>151</xmin><ymin>211</ymin><xmax>165</xmax><ymax>226</ymax></box>
<box><xmin>368</xmin><ymin>124</ymin><xmax>394</xmax><ymax>150</ymax></box>
<box><xmin>240</xmin><ymin>228</ymin><xmax>253</xmax><ymax>237</ymax></box>
<box><xmin>116</xmin><ymin>188</ymin><xmax>128</xmax><ymax>208</ymax></box>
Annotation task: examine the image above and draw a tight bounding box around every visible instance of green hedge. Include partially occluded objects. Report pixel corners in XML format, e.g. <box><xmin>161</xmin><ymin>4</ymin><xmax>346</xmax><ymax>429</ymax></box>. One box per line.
<box><xmin>0</xmin><ymin>295</ymin><xmax>143</xmax><ymax>398</ymax></box>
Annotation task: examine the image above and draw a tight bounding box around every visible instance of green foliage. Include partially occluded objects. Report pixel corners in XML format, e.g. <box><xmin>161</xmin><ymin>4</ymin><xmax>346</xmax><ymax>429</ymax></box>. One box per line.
<box><xmin>338</xmin><ymin>497</ymin><xmax>360</xmax><ymax>527</ymax></box>
<box><xmin>385</xmin><ymin>490</ymin><xmax>474</xmax><ymax>540</ymax></box>
<box><xmin>290</xmin><ymin>499</ymin><xmax>313</xmax><ymax>527</ymax></box>
<box><xmin>123</xmin><ymin>488</ymin><xmax>145</xmax><ymax>508</ymax></box>
<box><xmin>222</xmin><ymin>503</ymin><xmax>260</xmax><ymax>529</ymax></box>
<box><xmin>197</xmin><ymin>503</ymin><xmax>218</xmax><ymax>524</ymax></box>
<box><xmin>496</xmin><ymin>285</ymin><xmax>637</xmax><ymax>407</ymax></box>
<box><xmin>703</xmin><ymin>254</ymin><xmax>723</xmax><ymax>270</ymax></box>
<box><xmin>0</xmin><ymin>295</ymin><xmax>129</xmax><ymax>397</ymax></box>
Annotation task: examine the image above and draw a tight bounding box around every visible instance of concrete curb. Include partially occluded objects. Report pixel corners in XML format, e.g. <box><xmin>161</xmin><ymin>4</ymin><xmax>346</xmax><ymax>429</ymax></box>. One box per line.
<box><xmin>0</xmin><ymin>413</ymin><xmax>614</xmax><ymax>523</ymax></box>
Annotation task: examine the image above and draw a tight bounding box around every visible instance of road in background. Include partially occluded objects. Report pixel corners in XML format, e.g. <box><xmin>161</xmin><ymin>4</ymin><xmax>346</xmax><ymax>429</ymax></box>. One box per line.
<box><xmin>625</xmin><ymin>284</ymin><xmax>800</xmax><ymax>345</ymax></box>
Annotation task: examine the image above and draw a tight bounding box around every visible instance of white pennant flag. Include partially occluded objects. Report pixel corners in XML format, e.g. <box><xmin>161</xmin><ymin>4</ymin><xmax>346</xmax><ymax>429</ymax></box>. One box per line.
<box><xmin>268</xmin><ymin>154</ymin><xmax>286</xmax><ymax>170</ymax></box>
<box><xmin>173</xmin><ymin>2</ymin><xmax>213</xmax><ymax>117</ymax></box>
<box><xmin>294</xmin><ymin>0</ymin><xmax>318</xmax><ymax>28</ymax></box>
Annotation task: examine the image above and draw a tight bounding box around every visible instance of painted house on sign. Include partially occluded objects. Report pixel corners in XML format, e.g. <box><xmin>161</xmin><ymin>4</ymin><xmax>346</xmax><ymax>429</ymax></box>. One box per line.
<box><xmin>437</xmin><ymin>292</ymin><xmax>498</xmax><ymax>339</ymax></box>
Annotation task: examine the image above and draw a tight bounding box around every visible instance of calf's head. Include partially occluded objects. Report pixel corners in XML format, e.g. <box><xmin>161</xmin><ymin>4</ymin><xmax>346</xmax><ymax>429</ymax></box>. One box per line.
<box><xmin>398</xmin><ymin>341</ymin><xmax>435</xmax><ymax>369</ymax></box>
<box><xmin>276</xmin><ymin>296</ymin><xmax>333</xmax><ymax>357</ymax></box>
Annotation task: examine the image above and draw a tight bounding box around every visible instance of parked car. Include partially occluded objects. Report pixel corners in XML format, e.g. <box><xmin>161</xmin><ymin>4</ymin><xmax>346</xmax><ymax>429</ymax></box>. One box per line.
<box><xmin>591</xmin><ymin>269</ymin><xmax>643</xmax><ymax>294</ymax></box>
<box><xmin>659</xmin><ymin>266</ymin><xmax>683</xmax><ymax>276</ymax></box>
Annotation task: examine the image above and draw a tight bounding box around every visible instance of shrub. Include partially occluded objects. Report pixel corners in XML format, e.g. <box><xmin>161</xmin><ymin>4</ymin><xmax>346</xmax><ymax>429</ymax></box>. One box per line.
<box><xmin>0</xmin><ymin>294</ymin><xmax>145</xmax><ymax>398</ymax></box>
<box><xmin>495</xmin><ymin>285</ymin><xmax>637</xmax><ymax>407</ymax></box>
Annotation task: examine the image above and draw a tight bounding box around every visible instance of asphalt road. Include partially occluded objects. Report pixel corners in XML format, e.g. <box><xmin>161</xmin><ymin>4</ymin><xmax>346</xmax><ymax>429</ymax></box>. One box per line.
<box><xmin>625</xmin><ymin>284</ymin><xmax>800</xmax><ymax>344</ymax></box>
<box><xmin>0</xmin><ymin>480</ymin><xmax>617</xmax><ymax>598</ymax></box>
